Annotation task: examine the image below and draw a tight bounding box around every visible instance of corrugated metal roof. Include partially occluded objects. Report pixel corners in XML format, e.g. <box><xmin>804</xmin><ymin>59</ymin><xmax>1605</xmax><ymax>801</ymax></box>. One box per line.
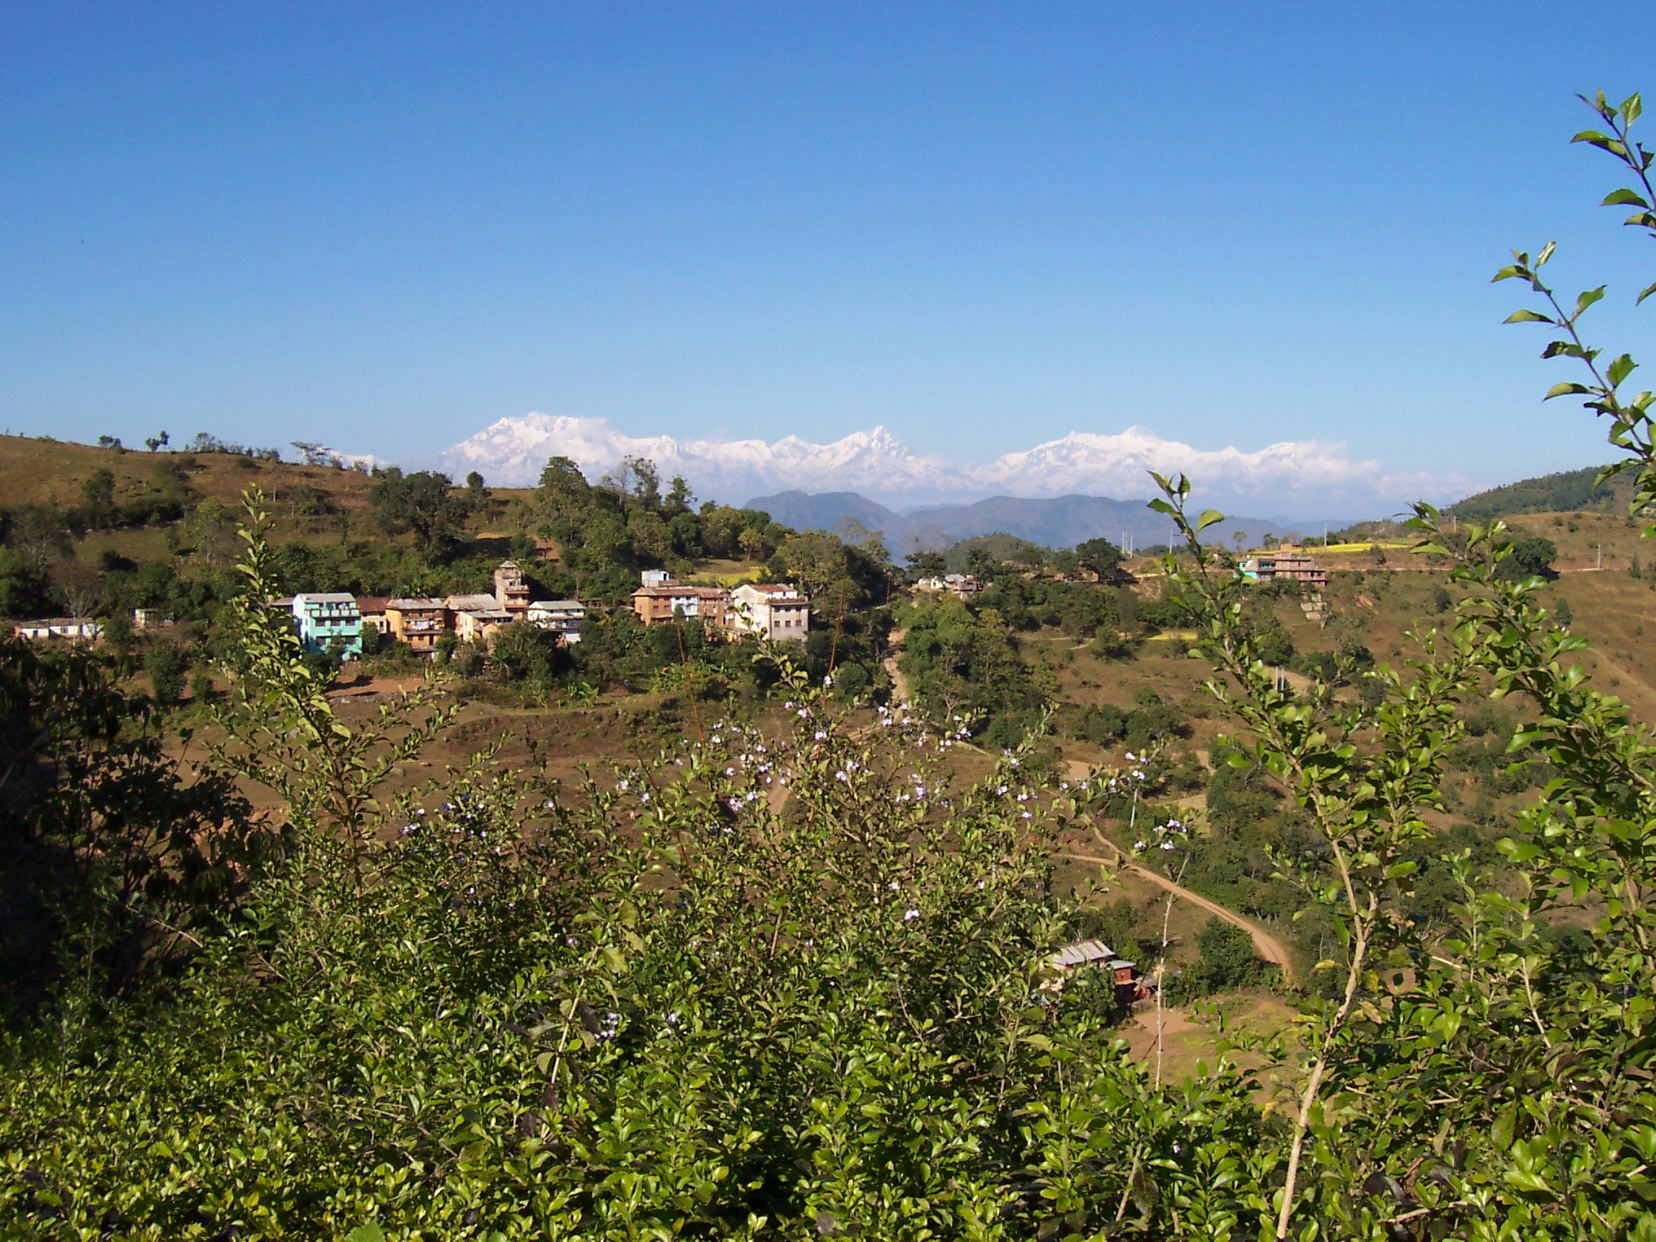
<box><xmin>1051</xmin><ymin>939</ymin><xmax>1114</xmax><ymax>967</ymax></box>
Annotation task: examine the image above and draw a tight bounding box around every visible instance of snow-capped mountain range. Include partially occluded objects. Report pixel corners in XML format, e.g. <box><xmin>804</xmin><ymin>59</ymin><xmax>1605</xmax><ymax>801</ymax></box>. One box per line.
<box><xmin>437</xmin><ymin>412</ymin><xmax>1471</xmax><ymax>519</ymax></box>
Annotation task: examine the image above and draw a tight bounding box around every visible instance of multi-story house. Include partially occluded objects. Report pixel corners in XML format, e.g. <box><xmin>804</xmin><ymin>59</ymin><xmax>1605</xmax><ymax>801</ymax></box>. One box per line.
<box><xmin>730</xmin><ymin>582</ymin><xmax>810</xmax><ymax>642</ymax></box>
<box><xmin>1240</xmin><ymin>549</ymin><xmax>1329</xmax><ymax>589</ymax></box>
<box><xmin>631</xmin><ymin>572</ymin><xmax>730</xmax><ymax>628</ymax></box>
<box><xmin>455</xmin><ymin>607</ymin><xmax>514</xmax><ymax>646</ymax></box>
<box><xmin>526</xmin><ymin>599</ymin><xmax>585</xmax><ymax>644</ymax></box>
<box><xmin>445</xmin><ymin>592</ymin><xmax>513</xmax><ymax>647</ymax></box>
<box><xmin>385</xmin><ymin>598</ymin><xmax>447</xmax><ymax>654</ymax></box>
<box><xmin>354</xmin><ymin>596</ymin><xmax>391</xmax><ymax>640</ymax></box>
<box><xmin>291</xmin><ymin>593</ymin><xmax>362</xmax><ymax>658</ymax></box>
<box><xmin>494</xmin><ymin>560</ymin><xmax>531</xmax><ymax>617</ymax></box>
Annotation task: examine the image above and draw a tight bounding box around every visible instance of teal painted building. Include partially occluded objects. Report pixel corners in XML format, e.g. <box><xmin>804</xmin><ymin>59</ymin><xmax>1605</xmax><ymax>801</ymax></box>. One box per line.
<box><xmin>291</xmin><ymin>593</ymin><xmax>362</xmax><ymax>658</ymax></box>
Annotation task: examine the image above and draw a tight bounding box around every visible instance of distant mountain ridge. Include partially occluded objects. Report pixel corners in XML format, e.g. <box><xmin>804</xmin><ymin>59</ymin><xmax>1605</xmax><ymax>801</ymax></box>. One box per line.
<box><xmin>744</xmin><ymin>490</ymin><xmax>1298</xmax><ymax>551</ymax></box>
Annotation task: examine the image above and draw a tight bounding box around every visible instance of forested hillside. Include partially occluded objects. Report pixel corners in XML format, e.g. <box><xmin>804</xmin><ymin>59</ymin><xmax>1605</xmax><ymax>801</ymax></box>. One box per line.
<box><xmin>1449</xmin><ymin>462</ymin><xmax>1632</xmax><ymax>518</ymax></box>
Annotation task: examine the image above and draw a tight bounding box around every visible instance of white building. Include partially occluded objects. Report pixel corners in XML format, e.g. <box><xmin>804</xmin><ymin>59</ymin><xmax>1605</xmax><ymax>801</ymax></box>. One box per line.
<box><xmin>914</xmin><ymin>573</ymin><xmax>981</xmax><ymax>599</ymax></box>
<box><xmin>731</xmin><ymin>582</ymin><xmax>810</xmax><ymax>642</ymax></box>
<box><xmin>526</xmin><ymin>599</ymin><xmax>585</xmax><ymax>644</ymax></box>
<box><xmin>12</xmin><ymin>617</ymin><xmax>102</xmax><ymax>642</ymax></box>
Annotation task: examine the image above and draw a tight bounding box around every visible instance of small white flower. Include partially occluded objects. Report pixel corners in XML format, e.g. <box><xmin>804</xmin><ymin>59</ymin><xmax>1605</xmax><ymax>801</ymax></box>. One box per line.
<box><xmin>1134</xmin><ymin>840</ymin><xmax>1147</xmax><ymax>851</ymax></box>
<box><xmin>903</xmin><ymin>909</ymin><xmax>920</xmax><ymax>921</ymax></box>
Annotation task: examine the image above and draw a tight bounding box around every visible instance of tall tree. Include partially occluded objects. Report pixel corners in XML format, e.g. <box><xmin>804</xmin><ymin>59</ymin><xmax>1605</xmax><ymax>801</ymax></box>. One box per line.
<box><xmin>368</xmin><ymin>468</ymin><xmax>466</xmax><ymax>561</ymax></box>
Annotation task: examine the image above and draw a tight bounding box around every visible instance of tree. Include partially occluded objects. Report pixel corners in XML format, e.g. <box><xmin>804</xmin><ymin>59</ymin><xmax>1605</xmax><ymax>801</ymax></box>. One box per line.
<box><xmin>369</xmin><ymin>468</ymin><xmax>466</xmax><ymax>560</ymax></box>
<box><xmin>905</xmin><ymin>549</ymin><xmax>947</xmax><ymax>581</ymax></box>
<box><xmin>1194</xmin><ymin>916</ymin><xmax>1258</xmax><ymax>991</ymax></box>
<box><xmin>1496</xmin><ymin>533</ymin><xmax>1558</xmax><ymax>580</ymax></box>
<box><xmin>664</xmin><ymin>474</ymin><xmax>695</xmax><ymax>517</ymax></box>
<box><xmin>463</xmin><ymin>471</ymin><xmax>488</xmax><ymax>515</ymax></box>
<box><xmin>79</xmin><ymin>468</ymin><xmax>118</xmax><ymax>529</ymax></box>
<box><xmin>1074</xmin><ymin>537</ymin><xmax>1124</xmax><ymax>580</ymax></box>
<box><xmin>144</xmin><ymin>645</ymin><xmax>187</xmax><ymax>706</ymax></box>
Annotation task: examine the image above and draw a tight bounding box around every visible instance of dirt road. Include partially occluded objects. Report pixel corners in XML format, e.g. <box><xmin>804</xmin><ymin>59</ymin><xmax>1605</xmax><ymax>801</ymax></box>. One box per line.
<box><xmin>883</xmin><ymin>628</ymin><xmax>913</xmax><ymax>704</ymax></box>
<box><xmin>1069</xmin><ymin>828</ymin><xmax>1297</xmax><ymax>984</ymax></box>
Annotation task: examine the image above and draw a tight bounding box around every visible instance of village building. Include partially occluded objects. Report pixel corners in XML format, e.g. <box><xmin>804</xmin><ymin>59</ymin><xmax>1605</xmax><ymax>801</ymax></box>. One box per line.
<box><xmin>291</xmin><ymin>593</ymin><xmax>362</xmax><ymax>658</ymax></box>
<box><xmin>11</xmin><ymin>617</ymin><xmax>102</xmax><ymax>642</ymax></box>
<box><xmin>526</xmin><ymin>599</ymin><xmax>585</xmax><ymax>643</ymax></box>
<box><xmin>385</xmin><ymin>598</ymin><xmax>447</xmax><ymax>654</ymax></box>
<box><xmin>1239</xmin><ymin>548</ymin><xmax>1329</xmax><ymax>589</ymax></box>
<box><xmin>493</xmin><ymin>560</ymin><xmax>531</xmax><ymax>617</ymax></box>
<box><xmin>915</xmin><ymin>573</ymin><xmax>983</xmax><ymax>599</ymax></box>
<box><xmin>730</xmin><ymin>582</ymin><xmax>810</xmax><ymax>642</ymax></box>
<box><xmin>354</xmin><ymin>596</ymin><xmax>391</xmax><ymax>638</ymax></box>
<box><xmin>444</xmin><ymin>592</ymin><xmax>501</xmax><ymax>620</ymax></box>
<box><xmin>132</xmin><ymin>607</ymin><xmax>169</xmax><ymax>630</ymax></box>
<box><xmin>1049</xmin><ymin>938</ymin><xmax>1140</xmax><ymax>1000</ymax></box>
<box><xmin>631</xmin><ymin>572</ymin><xmax>730</xmax><ymax>628</ymax></box>
<box><xmin>455</xmin><ymin>607</ymin><xmax>514</xmax><ymax>646</ymax></box>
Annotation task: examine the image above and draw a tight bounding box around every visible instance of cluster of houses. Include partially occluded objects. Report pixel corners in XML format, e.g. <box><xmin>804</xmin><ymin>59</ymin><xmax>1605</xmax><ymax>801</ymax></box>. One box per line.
<box><xmin>284</xmin><ymin>561</ymin><xmax>585</xmax><ymax>658</ymax></box>
<box><xmin>280</xmin><ymin>563</ymin><xmax>811</xmax><ymax>660</ymax></box>
<box><xmin>8</xmin><ymin>559</ymin><xmax>815</xmax><ymax>657</ymax></box>
<box><xmin>631</xmin><ymin>571</ymin><xmax>810</xmax><ymax>642</ymax></box>
<box><xmin>914</xmin><ymin>572</ymin><xmax>983</xmax><ymax>599</ymax></box>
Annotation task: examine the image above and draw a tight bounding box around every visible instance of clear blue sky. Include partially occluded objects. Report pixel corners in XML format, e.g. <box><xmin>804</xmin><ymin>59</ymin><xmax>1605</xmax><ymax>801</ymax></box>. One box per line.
<box><xmin>3</xmin><ymin>2</ymin><xmax>1655</xmax><ymax>492</ymax></box>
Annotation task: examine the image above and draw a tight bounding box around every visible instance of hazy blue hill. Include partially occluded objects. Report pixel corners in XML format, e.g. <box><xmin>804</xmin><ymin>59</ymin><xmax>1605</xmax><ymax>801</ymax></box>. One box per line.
<box><xmin>744</xmin><ymin>490</ymin><xmax>1295</xmax><ymax>551</ymax></box>
<box><xmin>741</xmin><ymin>490</ymin><xmax>904</xmax><ymax>532</ymax></box>
<box><xmin>1449</xmin><ymin>465</ymin><xmax>1631</xmax><ymax>520</ymax></box>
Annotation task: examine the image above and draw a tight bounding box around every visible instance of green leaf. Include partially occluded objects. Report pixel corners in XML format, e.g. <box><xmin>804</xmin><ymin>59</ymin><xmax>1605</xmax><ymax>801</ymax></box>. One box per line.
<box><xmin>1537</xmin><ymin>240</ymin><xmax>1556</xmax><ymax>266</ymax></box>
<box><xmin>1575</xmin><ymin>285</ymin><xmax>1607</xmax><ymax>315</ymax></box>
<box><xmin>1492</xmin><ymin>1107</ymin><xmax>1517</xmax><ymax>1150</ymax></box>
<box><xmin>1503</xmin><ymin>309</ymin><xmax>1554</xmax><ymax>324</ymax></box>
<box><xmin>1603</xmin><ymin>187</ymin><xmax>1650</xmax><ymax>208</ymax></box>
<box><xmin>1195</xmin><ymin>509</ymin><xmax>1225</xmax><ymax>534</ymax></box>
<box><xmin>1622</xmin><ymin>92</ymin><xmax>1642</xmax><ymax>125</ymax></box>
<box><xmin>1609</xmin><ymin>353</ymin><xmax>1638</xmax><ymax>388</ymax></box>
<box><xmin>347</xmin><ymin>1226</ymin><xmax>386</xmax><ymax>1242</ymax></box>
<box><xmin>1544</xmin><ymin>382</ymin><xmax>1591</xmax><ymax>400</ymax></box>
<box><xmin>1571</xmin><ymin>129</ymin><xmax>1621</xmax><ymax>153</ymax></box>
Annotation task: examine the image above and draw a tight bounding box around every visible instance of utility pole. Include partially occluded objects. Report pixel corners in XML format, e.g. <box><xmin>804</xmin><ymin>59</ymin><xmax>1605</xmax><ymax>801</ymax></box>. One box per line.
<box><xmin>1598</xmin><ymin>543</ymin><xmax>1603</xmax><ymax>571</ymax></box>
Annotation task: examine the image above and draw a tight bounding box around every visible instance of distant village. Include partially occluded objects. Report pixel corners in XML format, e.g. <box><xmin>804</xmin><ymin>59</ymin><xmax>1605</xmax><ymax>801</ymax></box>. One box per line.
<box><xmin>11</xmin><ymin>559</ymin><xmax>819</xmax><ymax>659</ymax></box>
<box><xmin>8</xmin><ymin>546</ymin><xmax>1343</xmax><ymax>652</ymax></box>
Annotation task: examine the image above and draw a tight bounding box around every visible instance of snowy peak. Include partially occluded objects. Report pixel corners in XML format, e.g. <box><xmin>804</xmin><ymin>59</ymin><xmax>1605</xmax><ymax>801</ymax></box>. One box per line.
<box><xmin>438</xmin><ymin>413</ymin><xmax>1473</xmax><ymax>519</ymax></box>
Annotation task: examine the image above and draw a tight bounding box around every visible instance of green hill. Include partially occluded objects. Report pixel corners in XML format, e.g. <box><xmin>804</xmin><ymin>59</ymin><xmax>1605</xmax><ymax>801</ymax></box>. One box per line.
<box><xmin>1449</xmin><ymin>463</ymin><xmax>1632</xmax><ymax>520</ymax></box>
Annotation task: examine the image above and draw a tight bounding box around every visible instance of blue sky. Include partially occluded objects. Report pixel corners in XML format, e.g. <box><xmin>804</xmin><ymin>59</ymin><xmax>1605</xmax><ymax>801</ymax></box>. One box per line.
<box><xmin>3</xmin><ymin>3</ymin><xmax>1656</xmax><ymax>497</ymax></box>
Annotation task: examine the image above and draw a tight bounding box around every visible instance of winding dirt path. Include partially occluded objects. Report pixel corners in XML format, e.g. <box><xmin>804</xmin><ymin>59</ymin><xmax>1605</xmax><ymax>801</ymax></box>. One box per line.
<box><xmin>883</xmin><ymin>627</ymin><xmax>913</xmax><ymax>705</ymax></box>
<box><xmin>1068</xmin><ymin>828</ymin><xmax>1298</xmax><ymax>985</ymax></box>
